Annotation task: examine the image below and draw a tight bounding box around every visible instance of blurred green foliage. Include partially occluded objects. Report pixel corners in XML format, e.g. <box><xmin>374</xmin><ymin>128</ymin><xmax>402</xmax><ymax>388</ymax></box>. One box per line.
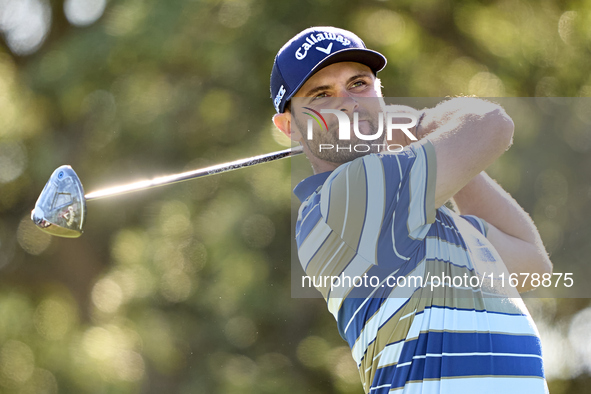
<box><xmin>0</xmin><ymin>0</ymin><xmax>591</xmax><ymax>393</ymax></box>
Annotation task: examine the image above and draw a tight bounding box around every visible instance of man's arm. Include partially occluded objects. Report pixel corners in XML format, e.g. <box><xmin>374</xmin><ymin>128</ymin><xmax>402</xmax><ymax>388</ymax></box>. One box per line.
<box><xmin>452</xmin><ymin>173</ymin><xmax>553</xmax><ymax>292</ymax></box>
<box><xmin>413</xmin><ymin>98</ymin><xmax>552</xmax><ymax>292</ymax></box>
<box><xmin>415</xmin><ymin>98</ymin><xmax>515</xmax><ymax>208</ymax></box>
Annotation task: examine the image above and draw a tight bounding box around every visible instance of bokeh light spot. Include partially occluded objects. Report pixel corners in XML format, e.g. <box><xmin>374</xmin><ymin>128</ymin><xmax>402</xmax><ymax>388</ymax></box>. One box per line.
<box><xmin>468</xmin><ymin>72</ymin><xmax>505</xmax><ymax>96</ymax></box>
<box><xmin>218</xmin><ymin>0</ymin><xmax>251</xmax><ymax>29</ymax></box>
<box><xmin>111</xmin><ymin>266</ymin><xmax>155</xmax><ymax>300</ymax></box>
<box><xmin>0</xmin><ymin>0</ymin><xmax>51</xmax><ymax>55</ymax></box>
<box><xmin>113</xmin><ymin>350</ymin><xmax>145</xmax><ymax>382</ymax></box>
<box><xmin>199</xmin><ymin>89</ymin><xmax>233</xmax><ymax>132</ymax></box>
<box><xmin>159</xmin><ymin>270</ymin><xmax>192</xmax><ymax>303</ymax></box>
<box><xmin>0</xmin><ymin>293</ymin><xmax>34</xmax><ymax>342</ymax></box>
<box><xmin>104</xmin><ymin>1</ymin><xmax>148</xmax><ymax>36</ymax></box>
<box><xmin>296</xmin><ymin>336</ymin><xmax>330</xmax><ymax>368</ymax></box>
<box><xmin>241</xmin><ymin>214</ymin><xmax>275</xmax><ymax>248</ymax></box>
<box><xmin>26</xmin><ymin>368</ymin><xmax>58</xmax><ymax>394</ymax></box>
<box><xmin>92</xmin><ymin>278</ymin><xmax>123</xmax><ymax>313</ymax></box>
<box><xmin>64</xmin><ymin>0</ymin><xmax>106</xmax><ymax>27</ymax></box>
<box><xmin>17</xmin><ymin>216</ymin><xmax>52</xmax><ymax>256</ymax></box>
<box><xmin>0</xmin><ymin>340</ymin><xmax>35</xmax><ymax>385</ymax></box>
<box><xmin>34</xmin><ymin>297</ymin><xmax>76</xmax><ymax>340</ymax></box>
<box><xmin>25</xmin><ymin>368</ymin><xmax>58</xmax><ymax>394</ymax></box>
<box><xmin>0</xmin><ymin>141</ymin><xmax>27</xmax><ymax>183</ymax></box>
<box><xmin>116</xmin><ymin>73</ymin><xmax>173</xmax><ymax>124</ymax></box>
<box><xmin>558</xmin><ymin>11</ymin><xmax>577</xmax><ymax>45</ymax></box>
<box><xmin>328</xmin><ymin>346</ymin><xmax>359</xmax><ymax>390</ymax></box>
<box><xmin>82</xmin><ymin>325</ymin><xmax>133</xmax><ymax>363</ymax></box>
<box><xmin>222</xmin><ymin>355</ymin><xmax>258</xmax><ymax>387</ymax></box>
<box><xmin>82</xmin><ymin>326</ymin><xmax>110</xmax><ymax>359</ymax></box>
<box><xmin>111</xmin><ymin>229</ymin><xmax>147</xmax><ymax>266</ymax></box>
<box><xmin>359</xmin><ymin>9</ymin><xmax>405</xmax><ymax>47</ymax></box>
<box><xmin>568</xmin><ymin>307</ymin><xmax>591</xmax><ymax>374</ymax></box>
<box><xmin>224</xmin><ymin>317</ymin><xmax>257</xmax><ymax>348</ymax></box>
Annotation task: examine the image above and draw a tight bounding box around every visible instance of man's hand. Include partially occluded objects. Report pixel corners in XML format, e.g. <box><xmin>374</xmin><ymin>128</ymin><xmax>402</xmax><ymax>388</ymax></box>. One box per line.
<box><xmin>384</xmin><ymin>105</ymin><xmax>424</xmax><ymax>145</ymax></box>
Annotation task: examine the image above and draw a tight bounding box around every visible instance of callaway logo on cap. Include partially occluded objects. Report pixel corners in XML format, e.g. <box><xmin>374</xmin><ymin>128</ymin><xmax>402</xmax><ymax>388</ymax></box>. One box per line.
<box><xmin>270</xmin><ymin>26</ymin><xmax>386</xmax><ymax>113</ymax></box>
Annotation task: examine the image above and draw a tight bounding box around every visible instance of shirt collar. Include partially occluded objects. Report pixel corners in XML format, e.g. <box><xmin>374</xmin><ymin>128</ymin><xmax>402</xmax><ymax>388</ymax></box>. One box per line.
<box><xmin>293</xmin><ymin>171</ymin><xmax>332</xmax><ymax>202</ymax></box>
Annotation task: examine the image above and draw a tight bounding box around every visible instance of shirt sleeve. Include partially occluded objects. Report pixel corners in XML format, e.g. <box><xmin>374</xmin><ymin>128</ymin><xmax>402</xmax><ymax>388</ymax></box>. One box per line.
<box><xmin>318</xmin><ymin>139</ymin><xmax>437</xmax><ymax>264</ymax></box>
<box><xmin>460</xmin><ymin>214</ymin><xmax>490</xmax><ymax>237</ymax></box>
<box><xmin>385</xmin><ymin>139</ymin><xmax>437</xmax><ymax>256</ymax></box>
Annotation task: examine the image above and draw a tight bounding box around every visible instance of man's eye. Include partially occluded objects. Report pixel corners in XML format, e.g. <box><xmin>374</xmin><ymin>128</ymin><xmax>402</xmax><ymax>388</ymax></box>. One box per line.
<box><xmin>352</xmin><ymin>80</ymin><xmax>367</xmax><ymax>88</ymax></box>
<box><xmin>313</xmin><ymin>92</ymin><xmax>328</xmax><ymax>99</ymax></box>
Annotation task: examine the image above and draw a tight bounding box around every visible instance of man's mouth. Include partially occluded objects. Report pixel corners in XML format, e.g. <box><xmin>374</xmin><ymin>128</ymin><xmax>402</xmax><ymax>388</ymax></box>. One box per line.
<box><xmin>352</xmin><ymin>119</ymin><xmax>376</xmax><ymax>136</ymax></box>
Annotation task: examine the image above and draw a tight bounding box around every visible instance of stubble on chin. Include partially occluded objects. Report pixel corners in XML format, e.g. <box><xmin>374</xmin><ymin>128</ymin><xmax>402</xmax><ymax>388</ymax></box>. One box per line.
<box><xmin>293</xmin><ymin>103</ymin><xmax>387</xmax><ymax>164</ymax></box>
<box><xmin>303</xmin><ymin>119</ymin><xmax>386</xmax><ymax>164</ymax></box>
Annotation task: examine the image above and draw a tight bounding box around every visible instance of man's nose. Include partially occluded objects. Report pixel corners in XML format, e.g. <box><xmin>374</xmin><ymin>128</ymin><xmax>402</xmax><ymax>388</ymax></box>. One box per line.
<box><xmin>334</xmin><ymin>90</ymin><xmax>358</xmax><ymax>114</ymax></box>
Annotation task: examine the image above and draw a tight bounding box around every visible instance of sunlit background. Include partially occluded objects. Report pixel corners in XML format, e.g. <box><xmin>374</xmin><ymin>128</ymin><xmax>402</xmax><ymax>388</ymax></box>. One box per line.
<box><xmin>0</xmin><ymin>0</ymin><xmax>590</xmax><ymax>393</ymax></box>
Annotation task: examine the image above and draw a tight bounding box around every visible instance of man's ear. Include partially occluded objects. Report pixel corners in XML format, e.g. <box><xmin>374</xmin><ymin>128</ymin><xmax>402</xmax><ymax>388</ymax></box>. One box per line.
<box><xmin>273</xmin><ymin>112</ymin><xmax>293</xmax><ymax>139</ymax></box>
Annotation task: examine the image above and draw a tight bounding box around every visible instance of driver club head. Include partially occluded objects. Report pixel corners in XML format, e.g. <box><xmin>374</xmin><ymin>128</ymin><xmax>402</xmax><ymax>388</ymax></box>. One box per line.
<box><xmin>31</xmin><ymin>165</ymin><xmax>86</xmax><ymax>238</ymax></box>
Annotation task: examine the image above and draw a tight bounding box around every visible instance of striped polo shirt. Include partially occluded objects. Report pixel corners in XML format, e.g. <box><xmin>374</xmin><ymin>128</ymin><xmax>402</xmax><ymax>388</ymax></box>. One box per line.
<box><xmin>293</xmin><ymin>140</ymin><xmax>548</xmax><ymax>393</ymax></box>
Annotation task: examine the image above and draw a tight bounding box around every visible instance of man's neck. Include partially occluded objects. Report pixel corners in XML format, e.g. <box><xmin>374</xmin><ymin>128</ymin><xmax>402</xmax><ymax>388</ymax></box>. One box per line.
<box><xmin>311</xmin><ymin>160</ymin><xmax>339</xmax><ymax>175</ymax></box>
<box><xmin>298</xmin><ymin>143</ymin><xmax>340</xmax><ymax>174</ymax></box>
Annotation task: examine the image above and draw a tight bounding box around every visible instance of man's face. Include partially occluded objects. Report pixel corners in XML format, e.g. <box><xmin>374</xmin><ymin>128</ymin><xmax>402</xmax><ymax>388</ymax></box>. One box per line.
<box><xmin>290</xmin><ymin>62</ymin><xmax>386</xmax><ymax>163</ymax></box>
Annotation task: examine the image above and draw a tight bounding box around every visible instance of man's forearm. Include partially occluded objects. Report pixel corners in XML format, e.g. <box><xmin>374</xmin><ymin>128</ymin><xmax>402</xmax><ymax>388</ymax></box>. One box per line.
<box><xmin>452</xmin><ymin>172</ymin><xmax>538</xmax><ymax>244</ymax></box>
<box><xmin>451</xmin><ymin>172</ymin><xmax>553</xmax><ymax>279</ymax></box>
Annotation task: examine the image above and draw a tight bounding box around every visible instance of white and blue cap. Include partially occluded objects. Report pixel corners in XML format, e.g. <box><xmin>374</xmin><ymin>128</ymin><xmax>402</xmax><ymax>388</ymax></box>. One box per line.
<box><xmin>270</xmin><ymin>26</ymin><xmax>387</xmax><ymax>113</ymax></box>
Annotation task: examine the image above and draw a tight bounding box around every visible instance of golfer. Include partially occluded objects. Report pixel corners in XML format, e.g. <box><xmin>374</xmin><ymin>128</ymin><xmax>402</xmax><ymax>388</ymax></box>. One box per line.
<box><xmin>270</xmin><ymin>27</ymin><xmax>552</xmax><ymax>393</ymax></box>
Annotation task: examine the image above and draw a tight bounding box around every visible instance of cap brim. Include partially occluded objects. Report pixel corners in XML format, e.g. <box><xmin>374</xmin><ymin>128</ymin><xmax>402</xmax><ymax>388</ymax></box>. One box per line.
<box><xmin>284</xmin><ymin>48</ymin><xmax>387</xmax><ymax>106</ymax></box>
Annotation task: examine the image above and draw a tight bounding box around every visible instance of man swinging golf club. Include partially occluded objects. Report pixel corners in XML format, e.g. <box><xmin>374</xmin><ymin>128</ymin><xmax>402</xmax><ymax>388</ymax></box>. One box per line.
<box><xmin>271</xmin><ymin>26</ymin><xmax>552</xmax><ymax>393</ymax></box>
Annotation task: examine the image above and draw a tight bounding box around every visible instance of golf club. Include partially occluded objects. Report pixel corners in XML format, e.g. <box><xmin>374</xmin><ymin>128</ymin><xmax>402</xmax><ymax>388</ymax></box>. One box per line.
<box><xmin>31</xmin><ymin>146</ymin><xmax>303</xmax><ymax>238</ymax></box>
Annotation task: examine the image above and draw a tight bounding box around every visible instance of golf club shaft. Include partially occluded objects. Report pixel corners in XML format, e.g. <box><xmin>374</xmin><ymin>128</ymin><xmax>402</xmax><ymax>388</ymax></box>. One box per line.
<box><xmin>84</xmin><ymin>146</ymin><xmax>303</xmax><ymax>201</ymax></box>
